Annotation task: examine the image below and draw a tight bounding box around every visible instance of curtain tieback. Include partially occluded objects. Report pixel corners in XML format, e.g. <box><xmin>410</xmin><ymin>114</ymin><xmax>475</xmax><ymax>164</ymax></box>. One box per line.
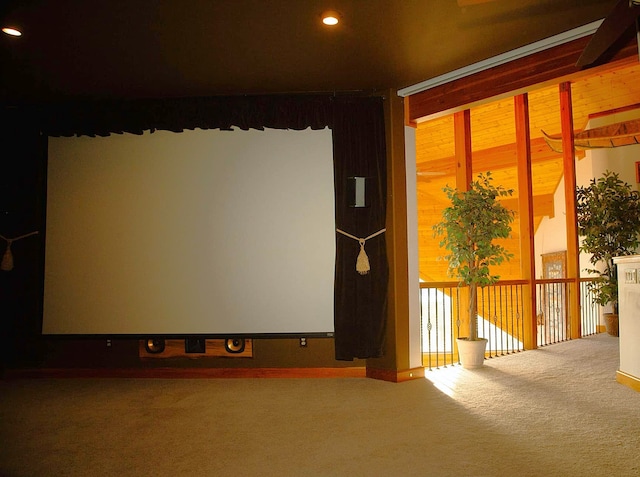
<box><xmin>0</xmin><ymin>231</ymin><xmax>39</xmax><ymax>272</ymax></box>
<box><xmin>336</xmin><ymin>228</ymin><xmax>386</xmax><ymax>275</ymax></box>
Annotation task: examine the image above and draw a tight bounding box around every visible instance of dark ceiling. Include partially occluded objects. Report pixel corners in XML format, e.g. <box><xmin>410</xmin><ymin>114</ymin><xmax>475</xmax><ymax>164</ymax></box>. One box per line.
<box><xmin>0</xmin><ymin>0</ymin><xmax>618</xmax><ymax>103</ymax></box>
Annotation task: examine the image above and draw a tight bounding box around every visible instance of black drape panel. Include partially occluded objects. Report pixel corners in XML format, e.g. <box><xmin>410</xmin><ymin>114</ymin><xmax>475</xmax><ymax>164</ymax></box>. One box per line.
<box><xmin>0</xmin><ymin>112</ymin><xmax>48</xmax><ymax>370</ymax></box>
<box><xmin>19</xmin><ymin>93</ymin><xmax>388</xmax><ymax>361</ymax></box>
<box><xmin>332</xmin><ymin>98</ymin><xmax>388</xmax><ymax>360</ymax></box>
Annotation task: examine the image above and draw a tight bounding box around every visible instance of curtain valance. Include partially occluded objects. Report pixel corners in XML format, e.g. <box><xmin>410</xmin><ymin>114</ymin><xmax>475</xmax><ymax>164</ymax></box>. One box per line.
<box><xmin>33</xmin><ymin>94</ymin><xmax>335</xmax><ymax>137</ymax></box>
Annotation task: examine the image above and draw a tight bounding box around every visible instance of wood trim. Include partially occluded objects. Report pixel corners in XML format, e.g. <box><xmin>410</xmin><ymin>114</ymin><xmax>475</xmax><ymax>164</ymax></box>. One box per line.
<box><xmin>366</xmin><ymin>366</ymin><xmax>425</xmax><ymax>383</ymax></box>
<box><xmin>616</xmin><ymin>370</ymin><xmax>640</xmax><ymax>393</ymax></box>
<box><xmin>420</xmin><ymin>279</ymin><xmax>528</xmax><ymax>288</ymax></box>
<box><xmin>588</xmin><ymin>103</ymin><xmax>640</xmax><ymax>120</ymax></box>
<box><xmin>406</xmin><ymin>35</ymin><xmax>639</xmax><ymax>123</ymax></box>
<box><xmin>404</xmin><ymin>95</ymin><xmax>417</xmax><ymax>128</ymax></box>
<box><xmin>376</xmin><ymin>89</ymin><xmax>411</xmax><ymax>372</ymax></box>
<box><xmin>2</xmin><ymin>367</ymin><xmax>368</xmax><ymax>380</ymax></box>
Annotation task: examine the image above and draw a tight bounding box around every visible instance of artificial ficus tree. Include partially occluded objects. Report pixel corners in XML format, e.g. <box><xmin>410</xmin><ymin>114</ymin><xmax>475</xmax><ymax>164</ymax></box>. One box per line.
<box><xmin>433</xmin><ymin>172</ymin><xmax>515</xmax><ymax>341</ymax></box>
<box><xmin>576</xmin><ymin>170</ymin><xmax>640</xmax><ymax>313</ymax></box>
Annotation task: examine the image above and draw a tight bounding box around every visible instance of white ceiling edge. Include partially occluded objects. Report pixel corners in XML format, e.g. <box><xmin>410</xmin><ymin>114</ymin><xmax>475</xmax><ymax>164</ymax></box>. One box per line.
<box><xmin>397</xmin><ymin>19</ymin><xmax>603</xmax><ymax>98</ymax></box>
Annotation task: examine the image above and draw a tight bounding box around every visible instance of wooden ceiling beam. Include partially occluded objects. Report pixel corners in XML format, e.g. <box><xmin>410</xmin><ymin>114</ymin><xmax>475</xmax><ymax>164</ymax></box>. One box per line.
<box><xmin>501</xmin><ymin>193</ymin><xmax>554</xmax><ymax>218</ymax></box>
<box><xmin>416</xmin><ymin>137</ymin><xmax>576</xmax><ymax>174</ymax></box>
<box><xmin>406</xmin><ymin>35</ymin><xmax>639</xmax><ymax>124</ymax></box>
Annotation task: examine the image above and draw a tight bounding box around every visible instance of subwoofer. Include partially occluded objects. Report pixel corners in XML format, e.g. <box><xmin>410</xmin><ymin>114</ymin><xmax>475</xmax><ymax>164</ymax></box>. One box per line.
<box><xmin>225</xmin><ymin>338</ymin><xmax>245</xmax><ymax>354</ymax></box>
<box><xmin>144</xmin><ymin>338</ymin><xmax>166</xmax><ymax>354</ymax></box>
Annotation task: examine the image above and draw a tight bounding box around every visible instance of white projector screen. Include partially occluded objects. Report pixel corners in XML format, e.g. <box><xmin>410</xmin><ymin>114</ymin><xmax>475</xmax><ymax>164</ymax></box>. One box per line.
<box><xmin>43</xmin><ymin>128</ymin><xmax>336</xmax><ymax>335</ymax></box>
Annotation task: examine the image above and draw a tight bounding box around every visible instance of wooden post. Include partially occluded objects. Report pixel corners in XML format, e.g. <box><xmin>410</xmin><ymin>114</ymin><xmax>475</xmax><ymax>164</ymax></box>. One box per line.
<box><xmin>514</xmin><ymin>94</ymin><xmax>538</xmax><ymax>349</ymax></box>
<box><xmin>559</xmin><ymin>82</ymin><xmax>582</xmax><ymax>339</ymax></box>
<box><xmin>454</xmin><ymin>110</ymin><xmax>473</xmax><ymax>339</ymax></box>
<box><xmin>454</xmin><ymin>110</ymin><xmax>472</xmax><ymax>192</ymax></box>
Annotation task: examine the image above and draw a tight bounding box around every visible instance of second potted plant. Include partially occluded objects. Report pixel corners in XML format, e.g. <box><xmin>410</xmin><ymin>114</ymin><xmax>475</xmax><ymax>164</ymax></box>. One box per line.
<box><xmin>434</xmin><ymin>172</ymin><xmax>515</xmax><ymax>368</ymax></box>
<box><xmin>576</xmin><ymin>170</ymin><xmax>640</xmax><ymax>336</ymax></box>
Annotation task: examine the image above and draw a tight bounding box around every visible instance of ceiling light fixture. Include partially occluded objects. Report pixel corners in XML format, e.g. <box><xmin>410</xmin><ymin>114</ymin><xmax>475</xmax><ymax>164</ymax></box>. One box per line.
<box><xmin>2</xmin><ymin>27</ymin><xmax>22</xmax><ymax>37</ymax></box>
<box><xmin>321</xmin><ymin>11</ymin><xmax>340</xmax><ymax>26</ymax></box>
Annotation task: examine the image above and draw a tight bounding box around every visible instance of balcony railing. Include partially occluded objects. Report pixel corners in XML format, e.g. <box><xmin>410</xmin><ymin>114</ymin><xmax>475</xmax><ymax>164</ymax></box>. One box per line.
<box><xmin>420</xmin><ymin>281</ymin><xmax>525</xmax><ymax>370</ymax></box>
<box><xmin>420</xmin><ymin>278</ymin><xmax>600</xmax><ymax>369</ymax></box>
<box><xmin>579</xmin><ymin>278</ymin><xmax>600</xmax><ymax>337</ymax></box>
<box><xmin>535</xmin><ymin>279</ymin><xmax>570</xmax><ymax>346</ymax></box>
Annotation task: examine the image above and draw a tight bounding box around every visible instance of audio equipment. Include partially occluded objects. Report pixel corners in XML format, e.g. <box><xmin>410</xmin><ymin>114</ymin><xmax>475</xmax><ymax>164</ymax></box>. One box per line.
<box><xmin>144</xmin><ymin>338</ymin><xmax>166</xmax><ymax>354</ymax></box>
<box><xmin>225</xmin><ymin>338</ymin><xmax>245</xmax><ymax>354</ymax></box>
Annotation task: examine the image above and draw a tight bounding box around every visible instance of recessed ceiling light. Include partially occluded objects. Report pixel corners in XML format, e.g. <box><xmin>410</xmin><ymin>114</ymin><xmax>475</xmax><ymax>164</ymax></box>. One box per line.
<box><xmin>2</xmin><ymin>27</ymin><xmax>22</xmax><ymax>37</ymax></box>
<box><xmin>322</xmin><ymin>11</ymin><xmax>340</xmax><ymax>26</ymax></box>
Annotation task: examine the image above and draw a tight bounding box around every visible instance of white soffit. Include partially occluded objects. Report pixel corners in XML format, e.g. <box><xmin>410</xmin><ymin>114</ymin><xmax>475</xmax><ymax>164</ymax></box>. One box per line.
<box><xmin>397</xmin><ymin>19</ymin><xmax>602</xmax><ymax>98</ymax></box>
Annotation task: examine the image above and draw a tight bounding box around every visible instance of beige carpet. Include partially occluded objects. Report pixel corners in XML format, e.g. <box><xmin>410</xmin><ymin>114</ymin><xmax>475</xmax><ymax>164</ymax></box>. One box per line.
<box><xmin>1</xmin><ymin>333</ymin><xmax>638</xmax><ymax>477</ymax></box>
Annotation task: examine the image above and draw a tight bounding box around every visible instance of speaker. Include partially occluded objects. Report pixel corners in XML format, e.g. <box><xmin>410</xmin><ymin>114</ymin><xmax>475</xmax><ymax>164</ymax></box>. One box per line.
<box><xmin>225</xmin><ymin>338</ymin><xmax>245</xmax><ymax>354</ymax></box>
<box><xmin>144</xmin><ymin>338</ymin><xmax>166</xmax><ymax>354</ymax></box>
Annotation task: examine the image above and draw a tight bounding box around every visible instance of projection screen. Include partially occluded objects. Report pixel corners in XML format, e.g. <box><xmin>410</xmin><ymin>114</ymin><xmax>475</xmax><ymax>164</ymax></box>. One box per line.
<box><xmin>43</xmin><ymin>128</ymin><xmax>336</xmax><ymax>335</ymax></box>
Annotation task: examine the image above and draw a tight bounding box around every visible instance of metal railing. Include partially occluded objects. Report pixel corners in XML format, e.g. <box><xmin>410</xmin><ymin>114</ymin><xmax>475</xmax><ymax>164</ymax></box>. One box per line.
<box><xmin>535</xmin><ymin>279</ymin><xmax>570</xmax><ymax>346</ymax></box>
<box><xmin>420</xmin><ymin>283</ymin><xmax>460</xmax><ymax>370</ymax></box>
<box><xmin>420</xmin><ymin>281</ymin><xmax>525</xmax><ymax>370</ymax></box>
<box><xmin>421</xmin><ymin>278</ymin><xmax>600</xmax><ymax>369</ymax></box>
<box><xmin>579</xmin><ymin>278</ymin><xmax>600</xmax><ymax>337</ymax></box>
<box><xmin>534</xmin><ymin>278</ymin><xmax>600</xmax><ymax>346</ymax></box>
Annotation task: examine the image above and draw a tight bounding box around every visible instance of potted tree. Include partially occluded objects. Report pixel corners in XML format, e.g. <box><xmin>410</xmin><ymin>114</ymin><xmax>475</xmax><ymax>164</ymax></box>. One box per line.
<box><xmin>433</xmin><ymin>172</ymin><xmax>515</xmax><ymax>368</ymax></box>
<box><xmin>576</xmin><ymin>170</ymin><xmax>640</xmax><ymax>336</ymax></box>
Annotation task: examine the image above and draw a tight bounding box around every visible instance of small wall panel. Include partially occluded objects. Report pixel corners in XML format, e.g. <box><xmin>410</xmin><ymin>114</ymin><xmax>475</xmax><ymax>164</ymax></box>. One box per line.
<box><xmin>139</xmin><ymin>339</ymin><xmax>253</xmax><ymax>359</ymax></box>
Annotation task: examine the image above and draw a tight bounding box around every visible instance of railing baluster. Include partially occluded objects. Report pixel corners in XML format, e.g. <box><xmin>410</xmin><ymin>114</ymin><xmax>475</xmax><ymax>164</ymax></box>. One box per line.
<box><xmin>564</xmin><ymin>282</ymin><xmax>569</xmax><ymax>341</ymax></box>
<box><xmin>450</xmin><ymin>286</ymin><xmax>455</xmax><ymax>366</ymax></box>
<box><xmin>455</xmin><ymin>286</ymin><xmax>461</xmax><ymax>365</ymax></box>
<box><xmin>430</xmin><ymin>288</ymin><xmax>435</xmax><ymax>369</ymax></box>
<box><xmin>516</xmin><ymin>286</ymin><xmax>521</xmax><ymax>351</ymax></box>
<box><xmin>511</xmin><ymin>285</ymin><xmax>516</xmax><ymax>350</ymax></box>
<box><xmin>437</xmin><ymin>286</ymin><xmax>442</xmax><ymax>367</ymax></box>
<box><xmin>497</xmin><ymin>288</ymin><xmax>502</xmax><ymax>356</ymax></box>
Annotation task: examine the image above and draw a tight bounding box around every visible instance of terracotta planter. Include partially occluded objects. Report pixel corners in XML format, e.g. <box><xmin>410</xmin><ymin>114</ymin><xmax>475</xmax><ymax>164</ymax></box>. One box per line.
<box><xmin>456</xmin><ymin>338</ymin><xmax>488</xmax><ymax>369</ymax></box>
<box><xmin>604</xmin><ymin>313</ymin><xmax>619</xmax><ymax>337</ymax></box>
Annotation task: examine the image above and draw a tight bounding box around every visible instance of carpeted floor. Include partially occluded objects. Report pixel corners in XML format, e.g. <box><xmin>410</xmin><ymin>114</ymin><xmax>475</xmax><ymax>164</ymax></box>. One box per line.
<box><xmin>1</xmin><ymin>333</ymin><xmax>638</xmax><ymax>477</ymax></box>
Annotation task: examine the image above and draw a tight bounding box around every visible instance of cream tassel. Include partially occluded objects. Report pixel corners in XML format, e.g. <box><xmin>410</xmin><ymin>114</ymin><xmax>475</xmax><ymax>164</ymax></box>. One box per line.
<box><xmin>336</xmin><ymin>228</ymin><xmax>386</xmax><ymax>276</ymax></box>
<box><xmin>0</xmin><ymin>231</ymin><xmax>39</xmax><ymax>272</ymax></box>
<box><xmin>356</xmin><ymin>239</ymin><xmax>370</xmax><ymax>275</ymax></box>
<box><xmin>1</xmin><ymin>241</ymin><xmax>13</xmax><ymax>271</ymax></box>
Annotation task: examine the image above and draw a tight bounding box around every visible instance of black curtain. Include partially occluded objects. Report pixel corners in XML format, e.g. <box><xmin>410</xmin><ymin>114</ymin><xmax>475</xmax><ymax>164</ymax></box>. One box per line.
<box><xmin>17</xmin><ymin>93</ymin><xmax>388</xmax><ymax>360</ymax></box>
<box><xmin>0</xmin><ymin>113</ymin><xmax>48</xmax><ymax>370</ymax></box>
<box><xmin>332</xmin><ymin>99</ymin><xmax>388</xmax><ymax>360</ymax></box>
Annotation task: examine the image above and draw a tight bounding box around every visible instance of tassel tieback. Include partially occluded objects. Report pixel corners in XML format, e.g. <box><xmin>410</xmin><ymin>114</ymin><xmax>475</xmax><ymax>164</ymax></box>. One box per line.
<box><xmin>336</xmin><ymin>228</ymin><xmax>386</xmax><ymax>275</ymax></box>
<box><xmin>0</xmin><ymin>231</ymin><xmax>39</xmax><ymax>271</ymax></box>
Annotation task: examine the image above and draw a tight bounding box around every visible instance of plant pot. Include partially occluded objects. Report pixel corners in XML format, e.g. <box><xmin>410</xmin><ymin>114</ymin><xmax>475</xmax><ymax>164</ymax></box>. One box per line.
<box><xmin>456</xmin><ymin>338</ymin><xmax>488</xmax><ymax>369</ymax></box>
<box><xmin>604</xmin><ymin>313</ymin><xmax>619</xmax><ymax>337</ymax></box>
